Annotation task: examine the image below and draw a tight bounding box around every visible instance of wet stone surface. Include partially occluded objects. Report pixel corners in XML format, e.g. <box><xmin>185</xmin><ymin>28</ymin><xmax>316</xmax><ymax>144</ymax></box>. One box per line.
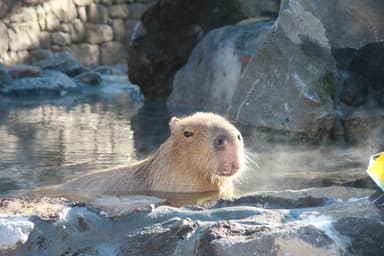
<box><xmin>0</xmin><ymin>187</ymin><xmax>382</xmax><ymax>256</ymax></box>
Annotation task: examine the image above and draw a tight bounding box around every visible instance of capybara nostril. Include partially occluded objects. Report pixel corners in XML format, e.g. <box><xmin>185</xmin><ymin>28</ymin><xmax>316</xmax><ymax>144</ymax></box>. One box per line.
<box><xmin>214</xmin><ymin>135</ymin><xmax>227</xmax><ymax>149</ymax></box>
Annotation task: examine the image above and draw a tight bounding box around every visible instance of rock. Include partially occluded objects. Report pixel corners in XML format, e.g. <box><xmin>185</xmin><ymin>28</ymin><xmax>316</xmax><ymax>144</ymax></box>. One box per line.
<box><xmin>39</xmin><ymin>31</ymin><xmax>52</xmax><ymax>48</ymax></box>
<box><xmin>7</xmin><ymin>21</ymin><xmax>40</xmax><ymax>51</ymax></box>
<box><xmin>1</xmin><ymin>70</ymin><xmax>79</xmax><ymax>97</ymax></box>
<box><xmin>0</xmin><ymin>197</ymin><xmax>69</xmax><ymax>219</ymax></box>
<box><xmin>77</xmin><ymin>5</ymin><xmax>87</xmax><ymax>22</ymax></box>
<box><xmin>109</xmin><ymin>4</ymin><xmax>129</xmax><ymax>19</ymax></box>
<box><xmin>121</xmin><ymin>218</ymin><xmax>197</xmax><ymax>255</ymax></box>
<box><xmin>8</xmin><ymin>7</ymin><xmax>37</xmax><ymax>23</ymax></box>
<box><xmin>60</xmin><ymin>23</ymin><xmax>71</xmax><ymax>33</ymax></box>
<box><xmin>33</xmin><ymin>51</ymin><xmax>86</xmax><ymax>76</ymax></box>
<box><xmin>318</xmin><ymin>1</ymin><xmax>384</xmax><ymax>49</ymax></box>
<box><xmin>334</xmin><ymin>217</ymin><xmax>384</xmax><ymax>256</ymax></box>
<box><xmin>228</xmin><ymin>0</ymin><xmax>336</xmax><ymax>144</ymax></box>
<box><xmin>2</xmin><ymin>52</ymin><xmax>18</xmax><ymax>67</ymax></box>
<box><xmin>75</xmin><ymin>71</ymin><xmax>102</xmax><ymax>85</ymax></box>
<box><xmin>69</xmin><ymin>19</ymin><xmax>85</xmax><ymax>43</ymax></box>
<box><xmin>51</xmin><ymin>45</ymin><xmax>63</xmax><ymax>53</ymax></box>
<box><xmin>99</xmin><ymin>0</ymin><xmax>112</xmax><ymax>5</ymax></box>
<box><xmin>100</xmin><ymin>41</ymin><xmax>126</xmax><ymax>65</ymax></box>
<box><xmin>125</xmin><ymin>19</ymin><xmax>139</xmax><ymax>41</ymax></box>
<box><xmin>45</xmin><ymin>12</ymin><xmax>60</xmax><ymax>31</ymax></box>
<box><xmin>86</xmin><ymin>3</ymin><xmax>109</xmax><ymax>24</ymax></box>
<box><xmin>128</xmin><ymin>3</ymin><xmax>152</xmax><ymax>20</ymax></box>
<box><xmin>194</xmin><ymin>222</ymin><xmax>341</xmax><ymax>256</ymax></box>
<box><xmin>340</xmin><ymin>71</ymin><xmax>369</xmax><ymax>107</ymax></box>
<box><xmin>28</xmin><ymin>49</ymin><xmax>53</xmax><ymax>63</ymax></box>
<box><xmin>73</xmin><ymin>0</ymin><xmax>93</xmax><ymax>6</ymax></box>
<box><xmin>0</xmin><ymin>218</ymin><xmax>34</xmax><ymax>251</ymax></box>
<box><xmin>172</xmin><ymin>0</ymin><xmax>335</xmax><ymax>144</ymax></box>
<box><xmin>343</xmin><ymin>109</ymin><xmax>384</xmax><ymax>149</ymax></box>
<box><xmin>7</xmin><ymin>65</ymin><xmax>41</xmax><ymax>79</ymax></box>
<box><xmin>112</xmin><ymin>19</ymin><xmax>126</xmax><ymax>41</ymax></box>
<box><xmin>85</xmin><ymin>23</ymin><xmax>113</xmax><ymax>44</ymax></box>
<box><xmin>0</xmin><ymin>21</ymin><xmax>9</xmax><ymax>56</ymax></box>
<box><xmin>46</xmin><ymin>0</ymin><xmax>78</xmax><ymax>23</ymax></box>
<box><xmin>332</xmin><ymin>47</ymin><xmax>358</xmax><ymax>70</ymax></box>
<box><xmin>69</xmin><ymin>44</ymin><xmax>100</xmax><ymax>66</ymax></box>
<box><xmin>91</xmin><ymin>65</ymin><xmax>126</xmax><ymax>75</ymax></box>
<box><xmin>348</xmin><ymin>42</ymin><xmax>384</xmax><ymax>91</ymax></box>
<box><xmin>128</xmin><ymin>0</ymin><xmax>250</xmax><ymax>100</ymax></box>
<box><xmin>168</xmin><ymin>22</ymin><xmax>272</xmax><ymax>113</ymax></box>
<box><xmin>51</xmin><ymin>32</ymin><xmax>71</xmax><ymax>46</ymax></box>
<box><xmin>0</xmin><ymin>187</ymin><xmax>381</xmax><ymax>255</ymax></box>
<box><xmin>35</xmin><ymin>5</ymin><xmax>46</xmax><ymax>30</ymax></box>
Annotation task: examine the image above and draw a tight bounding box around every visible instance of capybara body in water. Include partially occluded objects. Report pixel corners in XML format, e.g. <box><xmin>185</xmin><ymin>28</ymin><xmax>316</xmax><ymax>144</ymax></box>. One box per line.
<box><xmin>60</xmin><ymin>112</ymin><xmax>244</xmax><ymax>194</ymax></box>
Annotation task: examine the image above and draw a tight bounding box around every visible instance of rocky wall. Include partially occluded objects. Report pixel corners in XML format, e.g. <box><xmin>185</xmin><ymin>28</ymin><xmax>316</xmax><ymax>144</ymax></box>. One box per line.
<box><xmin>0</xmin><ymin>0</ymin><xmax>154</xmax><ymax>66</ymax></box>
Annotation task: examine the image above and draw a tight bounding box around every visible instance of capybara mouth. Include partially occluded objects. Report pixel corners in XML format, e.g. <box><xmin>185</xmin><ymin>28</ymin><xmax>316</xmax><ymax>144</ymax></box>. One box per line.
<box><xmin>218</xmin><ymin>168</ymin><xmax>239</xmax><ymax>177</ymax></box>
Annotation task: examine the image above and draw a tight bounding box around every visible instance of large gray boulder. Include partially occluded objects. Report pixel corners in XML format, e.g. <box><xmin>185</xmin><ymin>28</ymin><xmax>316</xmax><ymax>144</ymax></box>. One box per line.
<box><xmin>170</xmin><ymin>0</ymin><xmax>336</xmax><ymax>143</ymax></box>
<box><xmin>128</xmin><ymin>0</ymin><xmax>280</xmax><ymax>101</ymax></box>
<box><xmin>168</xmin><ymin>22</ymin><xmax>273</xmax><ymax>113</ymax></box>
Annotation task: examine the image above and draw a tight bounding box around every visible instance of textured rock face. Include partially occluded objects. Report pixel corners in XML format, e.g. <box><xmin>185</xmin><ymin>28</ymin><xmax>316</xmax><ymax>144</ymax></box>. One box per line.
<box><xmin>313</xmin><ymin>0</ymin><xmax>384</xmax><ymax>49</ymax></box>
<box><xmin>170</xmin><ymin>0</ymin><xmax>336</xmax><ymax>143</ymax></box>
<box><xmin>194</xmin><ymin>223</ymin><xmax>341</xmax><ymax>256</ymax></box>
<box><xmin>0</xmin><ymin>0</ymin><xmax>154</xmax><ymax>66</ymax></box>
<box><xmin>127</xmin><ymin>0</ymin><xmax>279</xmax><ymax>101</ymax></box>
<box><xmin>7</xmin><ymin>22</ymin><xmax>41</xmax><ymax>51</ymax></box>
<box><xmin>168</xmin><ymin>22</ymin><xmax>273</xmax><ymax>113</ymax></box>
<box><xmin>0</xmin><ymin>21</ymin><xmax>8</xmax><ymax>56</ymax></box>
<box><xmin>0</xmin><ymin>187</ymin><xmax>381</xmax><ymax>256</ymax></box>
<box><xmin>228</xmin><ymin>0</ymin><xmax>336</xmax><ymax>144</ymax></box>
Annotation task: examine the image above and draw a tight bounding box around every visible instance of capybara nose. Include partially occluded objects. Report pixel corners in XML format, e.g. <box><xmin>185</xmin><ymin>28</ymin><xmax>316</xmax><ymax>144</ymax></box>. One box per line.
<box><xmin>214</xmin><ymin>134</ymin><xmax>227</xmax><ymax>149</ymax></box>
<box><xmin>231</xmin><ymin>158</ymin><xmax>241</xmax><ymax>170</ymax></box>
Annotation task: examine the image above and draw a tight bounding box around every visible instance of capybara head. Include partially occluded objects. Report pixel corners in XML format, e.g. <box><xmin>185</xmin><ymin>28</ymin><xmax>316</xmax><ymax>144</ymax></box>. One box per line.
<box><xmin>168</xmin><ymin>112</ymin><xmax>244</xmax><ymax>180</ymax></box>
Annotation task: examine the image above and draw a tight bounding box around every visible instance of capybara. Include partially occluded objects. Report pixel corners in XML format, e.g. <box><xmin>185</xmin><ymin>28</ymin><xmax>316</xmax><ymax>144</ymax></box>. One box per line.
<box><xmin>60</xmin><ymin>112</ymin><xmax>244</xmax><ymax>194</ymax></box>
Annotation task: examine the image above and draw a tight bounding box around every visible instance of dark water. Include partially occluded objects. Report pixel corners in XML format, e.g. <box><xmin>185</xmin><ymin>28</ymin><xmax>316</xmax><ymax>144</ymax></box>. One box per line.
<box><xmin>0</xmin><ymin>92</ymin><xmax>374</xmax><ymax>198</ymax></box>
<box><xmin>0</xmin><ymin>94</ymin><xmax>171</xmax><ymax>196</ymax></box>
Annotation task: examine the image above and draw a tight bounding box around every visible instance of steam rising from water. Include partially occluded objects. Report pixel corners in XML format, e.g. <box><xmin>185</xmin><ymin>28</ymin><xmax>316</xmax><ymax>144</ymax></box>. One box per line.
<box><xmin>234</xmin><ymin>144</ymin><xmax>377</xmax><ymax>194</ymax></box>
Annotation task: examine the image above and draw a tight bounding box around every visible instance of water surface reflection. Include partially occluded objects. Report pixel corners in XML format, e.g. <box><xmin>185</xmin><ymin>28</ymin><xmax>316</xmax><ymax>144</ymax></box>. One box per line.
<box><xmin>0</xmin><ymin>95</ymin><xmax>170</xmax><ymax>196</ymax></box>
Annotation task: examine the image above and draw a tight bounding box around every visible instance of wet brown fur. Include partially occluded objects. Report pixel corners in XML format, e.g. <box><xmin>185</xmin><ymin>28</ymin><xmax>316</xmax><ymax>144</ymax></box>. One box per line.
<box><xmin>60</xmin><ymin>112</ymin><xmax>244</xmax><ymax>194</ymax></box>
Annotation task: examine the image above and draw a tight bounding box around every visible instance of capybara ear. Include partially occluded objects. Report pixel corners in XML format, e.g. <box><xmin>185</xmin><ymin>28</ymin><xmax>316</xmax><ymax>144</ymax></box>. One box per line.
<box><xmin>169</xmin><ymin>117</ymin><xmax>181</xmax><ymax>134</ymax></box>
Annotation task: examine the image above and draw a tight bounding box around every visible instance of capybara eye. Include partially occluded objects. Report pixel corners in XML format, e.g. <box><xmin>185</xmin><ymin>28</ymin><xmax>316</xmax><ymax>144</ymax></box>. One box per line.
<box><xmin>237</xmin><ymin>134</ymin><xmax>242</xmax><ymax>141</ymax></box>
<box><xmin>184</xmin><ymin>131</ymin><xmax>194</xmax><ymax>138</ymax></box>
<box><xmin>214</xmin><ymin>135</ymin><xmax>226</xmax><ymax>149</ymax></box>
